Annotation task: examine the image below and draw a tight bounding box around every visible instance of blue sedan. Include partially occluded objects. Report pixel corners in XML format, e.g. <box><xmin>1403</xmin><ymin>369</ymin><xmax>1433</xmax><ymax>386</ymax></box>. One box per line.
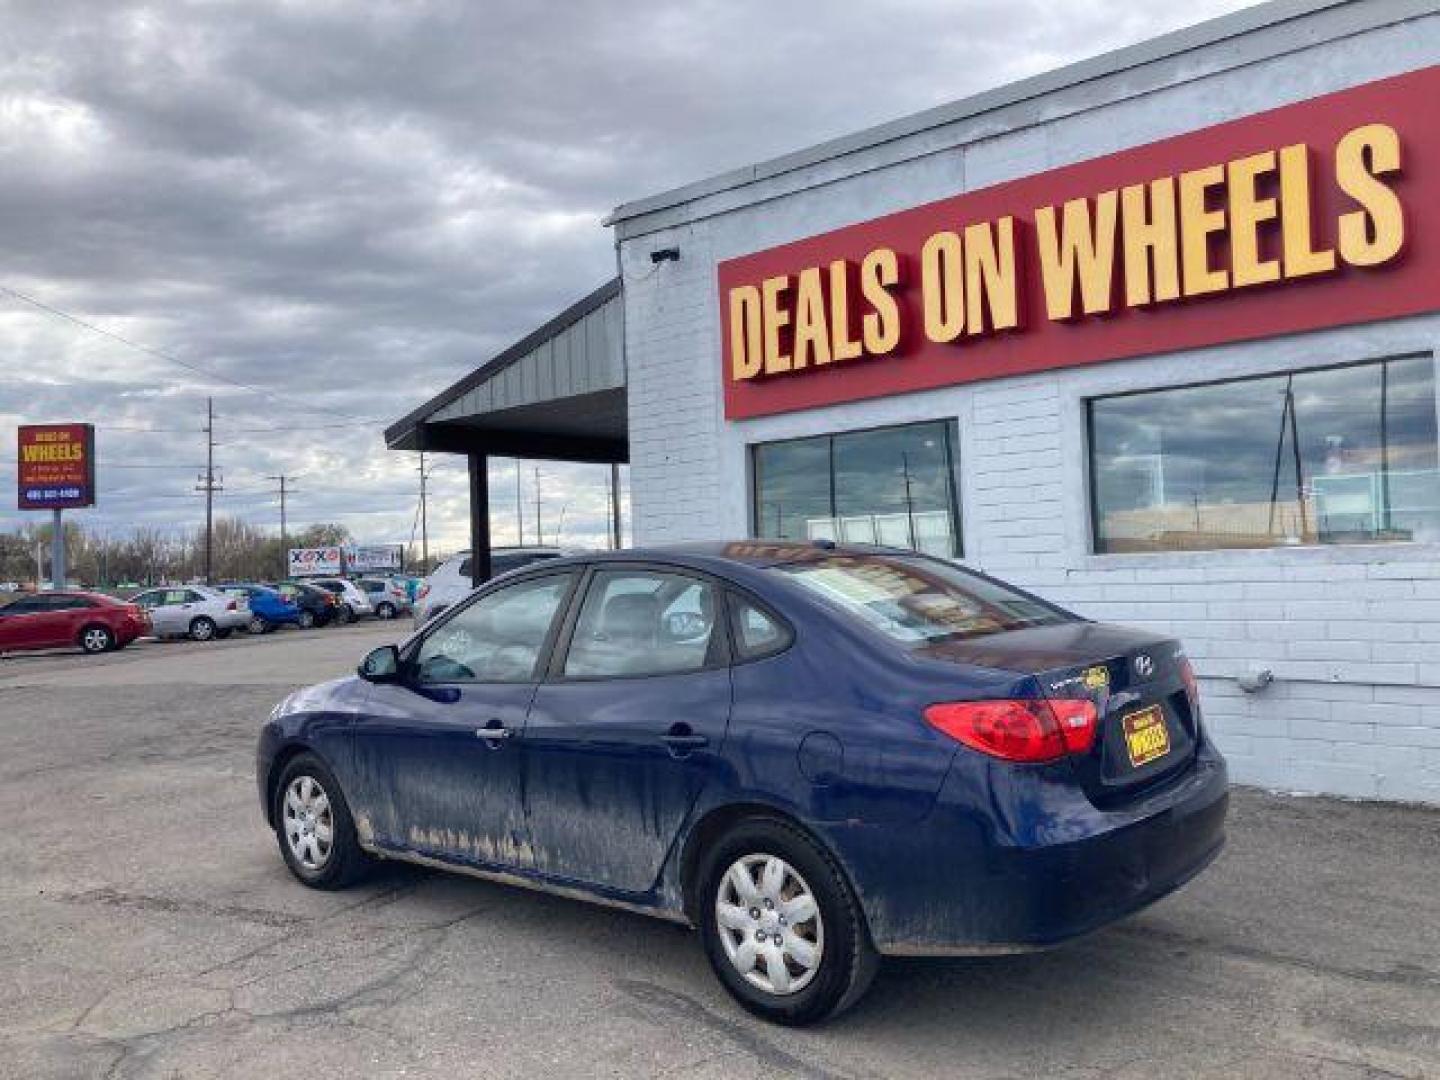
<box><xmin>256</xmin><ymin>542</ymin><xmax>1227</xmax><ymax>1025</ymax></box>
<box><xmin>224</xmin><ymin>583</ymin><xmax>302</xmax><ymax>634</ymax></box>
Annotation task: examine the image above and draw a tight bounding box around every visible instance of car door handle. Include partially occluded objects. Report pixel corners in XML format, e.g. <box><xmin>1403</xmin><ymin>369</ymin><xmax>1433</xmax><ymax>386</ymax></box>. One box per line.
<box><xmin>661</xmin><ymin>732</ymin><xmax>709</xmax><ymax>753</ymax></box>
<box><xmin>475</xmin><ymin>726</ymin><xmax>512</xmax><ymax>741</ymax></box>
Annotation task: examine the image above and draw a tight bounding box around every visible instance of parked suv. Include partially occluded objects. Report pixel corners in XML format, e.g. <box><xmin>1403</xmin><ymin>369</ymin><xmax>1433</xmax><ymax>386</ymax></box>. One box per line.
<box><xmin>129</xmin><ymin>585</ymin><xmax>250</xmax><ymax>641</ymax></box>
<box><xmin>412</xmin><ymin>546</ymin><xmax>563</xmax><ymax>627</ymax></box>
<box><xmin>355</xmin><ymin>577</ymin><xmax>412</xmax><ymax>620</ymax></box>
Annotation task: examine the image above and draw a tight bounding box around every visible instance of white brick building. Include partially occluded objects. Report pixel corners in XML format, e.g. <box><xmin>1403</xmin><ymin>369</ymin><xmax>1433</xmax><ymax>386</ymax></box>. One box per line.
<box><xmin>603</xmin><ymin>0</ymin><xmax>1440</xmax><ymax>804</ymax></box>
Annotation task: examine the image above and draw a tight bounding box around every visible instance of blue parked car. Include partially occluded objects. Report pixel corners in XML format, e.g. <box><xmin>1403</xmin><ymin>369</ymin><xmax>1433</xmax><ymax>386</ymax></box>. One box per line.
<box><xmin>256</xmin><ymin>542</ymin><xmax>1227</xmax><ymax>1025</ymax></box>
<box><xmin>223</xmin><ymin>584</ymin><xmax>302</xmax><ymax>634</ymax></box>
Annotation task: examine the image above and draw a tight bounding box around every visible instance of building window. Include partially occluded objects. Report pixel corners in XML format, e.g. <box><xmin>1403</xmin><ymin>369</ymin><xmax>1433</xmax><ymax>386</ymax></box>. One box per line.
<box><xmin>1089</xmin><ymin>354</ymin><xmax>1440</xmax><ymax>554</ymax></box>
<box><xmin>752</xmin><ymin>420</ymin><xmax>961</xmax><ymax>557</ymax></box>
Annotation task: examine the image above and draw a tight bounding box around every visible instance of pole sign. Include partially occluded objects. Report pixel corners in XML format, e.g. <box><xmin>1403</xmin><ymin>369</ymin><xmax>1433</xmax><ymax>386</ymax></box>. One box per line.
<box><xmin>287</xmin><ymin>546</ymin><xmax>343</xmax><ymax>577</ymax></box>
<box><xmin>17</xmin><ymin>423</ymin><xmax>96</xmax><ymax>510</ymax></box>
<box><xmin>718</xmin><ymin>66</ymin><xmax>1440</xmax><ymax>419</ymax></box>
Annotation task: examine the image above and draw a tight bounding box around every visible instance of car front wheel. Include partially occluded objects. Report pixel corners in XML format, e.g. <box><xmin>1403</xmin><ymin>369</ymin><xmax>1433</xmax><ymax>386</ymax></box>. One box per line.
<box><xmin>297</xmin><ymin>610</ymin><xmax>315</xmax><ymax>629</ymax></box>
<box><xmin>272</xmin><ymin>753</ymin><xmax>369</xmax><ymax>889</ymax></box>
<box><xmin>698</xmin><ymin>818</ymin><xmax>878</xmax><ymax>1026</ymax></box>
<box><xmin>375</xmin><ymin>602</ymin><xmax>395</xmax><ymax>620</ymax></box>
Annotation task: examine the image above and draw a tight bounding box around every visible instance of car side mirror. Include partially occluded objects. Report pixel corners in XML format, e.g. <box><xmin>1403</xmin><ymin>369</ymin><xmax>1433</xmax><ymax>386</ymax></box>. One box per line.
<box><xmin>358</xmin><ymin>644</ymin><xmax>402</xmax><ymax>683</ymax></box>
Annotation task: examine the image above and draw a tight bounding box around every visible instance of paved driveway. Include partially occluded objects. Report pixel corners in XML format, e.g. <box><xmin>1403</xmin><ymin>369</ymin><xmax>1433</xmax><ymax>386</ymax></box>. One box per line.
<box><xmin>1</xmin><ymin>624</ymin><xmax>1436</xmax><ymax>1078</ymax></box>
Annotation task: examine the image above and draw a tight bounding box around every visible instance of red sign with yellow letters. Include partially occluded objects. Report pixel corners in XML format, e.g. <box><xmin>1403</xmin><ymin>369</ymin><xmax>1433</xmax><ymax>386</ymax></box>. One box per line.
<box><xmin>17</xmin><ymin>423</ymin><xmax>96</xmax><ymax>510</ymax></box>
<box><xmin>718</xmin><ymin>66</ymin><xmax>1440</xmax><ymax>419</ymax></box>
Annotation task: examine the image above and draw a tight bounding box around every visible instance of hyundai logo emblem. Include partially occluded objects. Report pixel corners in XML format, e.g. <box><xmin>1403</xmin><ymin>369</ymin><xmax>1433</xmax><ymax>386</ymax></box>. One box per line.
<box><xmin>1134</xmin><ymin>654</ymin><xmax>1155</xmax><ymax>680</ymax></box>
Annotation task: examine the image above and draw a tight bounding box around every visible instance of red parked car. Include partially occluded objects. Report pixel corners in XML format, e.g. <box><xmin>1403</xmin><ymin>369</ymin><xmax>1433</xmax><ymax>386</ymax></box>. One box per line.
<box><xmin>0</xmin><ymin>591</ymin><xmax>150</xmax><ymax>655</ymax></box>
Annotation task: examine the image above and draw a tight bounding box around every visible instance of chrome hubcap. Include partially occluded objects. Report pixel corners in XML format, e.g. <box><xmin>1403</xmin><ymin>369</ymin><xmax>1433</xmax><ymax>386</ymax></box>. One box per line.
<box><xmin>83</xmin><ymin>629</ymin><xmax>107</xmax><ymax>651</ymax></box>
<box><xmin>282</xmin><ymin>775</ymin><xmax>334</xmax><ymax>870</ymax></box>
<box><xmin>716</xmin><ymin>853</ymin><xmax>823</xmax><ymax>996</ymax></box>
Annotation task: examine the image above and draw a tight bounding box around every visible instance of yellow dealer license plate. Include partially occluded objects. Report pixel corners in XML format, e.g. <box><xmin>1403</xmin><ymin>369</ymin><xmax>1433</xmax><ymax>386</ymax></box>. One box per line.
<box><xmin>1122</xmin><ymin>705</ymin><xmax>1170</xmax><ymax>768</ymax></box>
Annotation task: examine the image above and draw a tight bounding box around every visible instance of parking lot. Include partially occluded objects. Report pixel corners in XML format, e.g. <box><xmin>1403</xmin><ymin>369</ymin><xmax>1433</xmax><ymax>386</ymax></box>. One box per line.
<box><xmin>0</xmin><ymin>625</ymin><xmax>1436</xmax><ymax>1079</ymax></box>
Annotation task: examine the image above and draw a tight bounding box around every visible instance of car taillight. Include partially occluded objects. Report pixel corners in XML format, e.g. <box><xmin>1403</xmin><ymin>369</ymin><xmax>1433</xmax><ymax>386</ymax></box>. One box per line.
<box><xmin>418</xmin><ymin>583</ymin><xmax>430</xmax><ymax>600</ymax></box>
<box><xmin>924</xmin><ymin>698</ymin><xmax>1098</xmax><ymax>763</ymax></box>
<box><xmin>226</xmin><ymin>599</ymin><xmax>237</xmax><ymax>611</ymax></box>
<box><xmin>1179</xmin><ymin>655</ymin><xmax>1199</xmax><ymax>707</ymax></box>
<box><xmin>326</xmin><ymin>594</ymin><xmax>337</xmax><ymax>605</ymax></box>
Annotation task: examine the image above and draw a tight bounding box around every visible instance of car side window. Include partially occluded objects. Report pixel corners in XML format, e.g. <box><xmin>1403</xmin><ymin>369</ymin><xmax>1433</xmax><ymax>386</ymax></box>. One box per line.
<box><xmin>414</xmin><ymin>573</ymin><xmax>574</xmax><ymax>684</ymax></box>
<box><xmin>728</xmin><ymin>593</ymin><xmax>792</xmax><ymax>661</ymax></box>
<box><xmin>163</xmin><ymin>589</ymin><xmax>188</xmax><ymax>605</ymax></box>
<box><xmin>562</xmin><ymin>570</ymin><xmax>721</xmax><ymax>679</ymax></box>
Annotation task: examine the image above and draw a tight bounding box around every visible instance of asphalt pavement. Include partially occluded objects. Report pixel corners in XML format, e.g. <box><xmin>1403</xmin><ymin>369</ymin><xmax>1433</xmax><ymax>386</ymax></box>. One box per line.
<box><xmin>0</xmin><ymin>623</ymin><xmax>1436</xmax><ymax>1079</ymax></box>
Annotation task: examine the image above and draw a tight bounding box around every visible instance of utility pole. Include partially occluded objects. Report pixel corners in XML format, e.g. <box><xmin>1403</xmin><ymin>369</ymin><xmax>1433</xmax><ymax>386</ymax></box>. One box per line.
<box><xmin>266</xmin><ymin>473</ymin><xmax>293</xmax><ymax>579</ymax></box>
<box><xmin>417</xmin><ymin>452</ymin><xmax>430</xmax><ymax>567</ymax></box>
<box><xmin>609</xmin><ymin>463</ymin><xmax>622</xmax><ymax>550</ymax></box>
<box><xmin>196</xmin><ymin>397</ymin><xmax>222</xmax><ymax>584</ymax></box>
<box><xmin>900</xmin><ymin>451</ymin><xmax>917</xmax><ymax>549</ymax></box>
<box><xmin>515</xmin><ymin>460</ymin><xmax>524</xmax><ymax>547</ymax></box>
<box><xmin>534</xmin><ymin>466</ymin><xmax>542</xmax><ymax>547</ymax></box>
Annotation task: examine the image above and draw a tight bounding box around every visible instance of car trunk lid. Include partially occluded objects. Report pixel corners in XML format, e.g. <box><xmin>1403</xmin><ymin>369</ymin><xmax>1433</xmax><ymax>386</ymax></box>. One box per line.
<box><xmin>915</xmin><ymin>622</ymin><xmax>1198</xmax><ymax>803</ymax></box>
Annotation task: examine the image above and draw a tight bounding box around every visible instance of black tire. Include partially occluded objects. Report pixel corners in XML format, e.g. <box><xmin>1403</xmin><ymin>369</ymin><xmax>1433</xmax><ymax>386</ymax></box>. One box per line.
<box><xmin>78</xmin><ymin>624</ymin><xmax>115</xmax><ymax>654</ymax></box>
<box><xmin>376</xmin><ymin>602</ymin><xmax>396</xmax><ymax>620</ymax></box>
<box><xmin>272</xmin><ymin>752</ymin><xmax>370</xmax><ymax>890</ymax></box>
<box><xmin>247</xmin><ymin>615</ymin><xmax>270</xmax><ymax>635</ymax></box>
<box><xmin>696</xmin><ymin>817</ymin><xmax>879</xmax><ymax>1026</ymax></box>
<box><xmin>297</xmin><ymin>610</ymin><xmax>316</xmax><ymax>629</ymax></box>
<box><xmin>337</xmin><ymin>604</ymin><xmax>354</xmax><ymax>625</ymax></box>
<box><xmin>189</xmin><ymin>616</ymin><xmax>217</xmax><ymax>642</ymax></box>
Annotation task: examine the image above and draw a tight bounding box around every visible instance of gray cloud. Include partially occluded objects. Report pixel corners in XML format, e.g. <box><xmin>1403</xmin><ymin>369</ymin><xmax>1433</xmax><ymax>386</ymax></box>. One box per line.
<box><xmin>0</xmin><ymin>0</ymin><xmax>1256</xmax><ymax>554</ymax></box>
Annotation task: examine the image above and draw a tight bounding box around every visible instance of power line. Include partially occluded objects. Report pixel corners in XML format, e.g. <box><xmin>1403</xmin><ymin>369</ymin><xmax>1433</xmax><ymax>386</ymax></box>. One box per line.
<box><xmin>0</xmin><ymin>283</ymin><xmax>389</xmax><ymax>423</ymax></box>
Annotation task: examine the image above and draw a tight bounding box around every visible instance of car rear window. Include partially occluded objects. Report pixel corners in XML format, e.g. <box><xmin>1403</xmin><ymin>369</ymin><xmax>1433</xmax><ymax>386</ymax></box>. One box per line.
<box><xmin>773</xmin><ymin>554</ymin><xmax>1073</xmax><ymax>645</ymax></box>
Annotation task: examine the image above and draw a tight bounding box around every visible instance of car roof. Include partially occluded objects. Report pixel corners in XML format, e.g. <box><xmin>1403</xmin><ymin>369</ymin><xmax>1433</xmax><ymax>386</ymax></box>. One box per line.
<box><xmin>508</xmin><ymin>540</ymin><xmax>921</xmax><ymax>577</ymax></box>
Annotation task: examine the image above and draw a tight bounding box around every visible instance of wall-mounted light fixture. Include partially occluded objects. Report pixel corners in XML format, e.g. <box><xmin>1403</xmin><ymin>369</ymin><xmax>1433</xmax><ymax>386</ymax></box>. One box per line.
<box><xmin>649</xmin><ymin>247</ymin><xmax>680</xmax><ymax>264</ymax></box>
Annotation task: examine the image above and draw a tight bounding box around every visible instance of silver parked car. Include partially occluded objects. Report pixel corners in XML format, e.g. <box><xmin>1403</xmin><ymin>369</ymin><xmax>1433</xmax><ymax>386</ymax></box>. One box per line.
<box><xmin>355</xmin><ymin>577</ymin><xmax>412</xmax><ymax>620</ymax></box>
<box><xmin>306</xmin><ymin>578</ymin><xmax>374</xmax><ymax>623</ymax></box>
<box><xmin>129</xmin><ymin>585</ymin><xmax>250</xmax><ymax>641</ymax></box>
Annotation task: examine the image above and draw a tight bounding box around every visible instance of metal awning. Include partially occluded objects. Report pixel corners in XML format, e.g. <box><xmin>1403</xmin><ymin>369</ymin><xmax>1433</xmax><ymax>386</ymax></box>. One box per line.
<box><xmin>384</xmin><ymin>277</ymin><xmax>626</xmax><ymax>463</ymax></box>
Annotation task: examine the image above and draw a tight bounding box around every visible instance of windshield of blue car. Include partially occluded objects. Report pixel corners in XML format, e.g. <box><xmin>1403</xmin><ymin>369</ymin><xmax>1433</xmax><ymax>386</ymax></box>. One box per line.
<box><xmin>774</xmin><ymin>554</ymin><xmax>1074</xmax><ymax>644</ymax></box>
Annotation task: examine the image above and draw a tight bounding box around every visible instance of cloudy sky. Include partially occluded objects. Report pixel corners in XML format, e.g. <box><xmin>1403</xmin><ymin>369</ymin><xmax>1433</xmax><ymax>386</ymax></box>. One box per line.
<box><xmin>0</xmin><ymin>0</ymin><xmax>1258</xmax><ymax>556</ymax></box>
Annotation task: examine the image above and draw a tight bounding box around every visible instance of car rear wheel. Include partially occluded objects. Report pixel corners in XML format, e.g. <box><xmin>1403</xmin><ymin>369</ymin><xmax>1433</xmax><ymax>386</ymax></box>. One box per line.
<box><xmin>376</xmin><ymin>602</ymin><xmax>396</xmax><ymax>620</ymax></box>
<box><xmin>337</xmin><ymin>604</ymin><xmax>354</xmax><ymax>625</ymax></box>
<box><xmin>297</xmin><ymin>610</ymin><xmax>316</xmax><ymax>629</ymax></box>
<box><xmin>273</xmin><ymin>753</ymin><xmax>369</xmax><ymax>889</ymax></box>
<box><xmin>189</xmin><ymin>616</ymin><xmax>217</xmax><ymax>642</ymax></box>
<box><xmin>78</xmin><ymin>624</ymin><xmax>115</xmax><ymax>654</ymax></box>
<box><xmin>248</xmin><ymin>615</ymin><xmax>271</xmax><ymax>634</ymax></box>
<box><xmin>698</xmin><ymin>818</ymin><xmax>878</xmax><ymax>1026</ymax></box>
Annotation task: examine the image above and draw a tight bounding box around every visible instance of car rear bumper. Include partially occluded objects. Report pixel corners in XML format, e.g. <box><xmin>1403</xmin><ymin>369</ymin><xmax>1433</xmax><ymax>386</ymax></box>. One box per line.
<box><xmin>827</xmin><ymin>742</ymin><xmax>1229</xmax><ymax>956</ymax></box>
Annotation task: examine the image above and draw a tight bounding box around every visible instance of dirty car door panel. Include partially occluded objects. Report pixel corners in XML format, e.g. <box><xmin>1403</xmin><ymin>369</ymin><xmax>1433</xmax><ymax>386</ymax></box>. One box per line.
<box><xmin>523</xmin><ymin>568</ymin><xmax>733</xmax><ymax>895</ymax></box>
<box><xmin>348</xmin><ymin>572</ymin><xmax>577</xmax><ymax>870</ymax></box>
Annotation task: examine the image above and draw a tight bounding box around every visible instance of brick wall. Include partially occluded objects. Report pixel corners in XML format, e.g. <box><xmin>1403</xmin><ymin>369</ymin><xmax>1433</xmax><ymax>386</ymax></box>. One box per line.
<box><xmin>616</xmin><ymin>8</ymin><xmax>1440</xmax><ymax>802</ymax></box>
